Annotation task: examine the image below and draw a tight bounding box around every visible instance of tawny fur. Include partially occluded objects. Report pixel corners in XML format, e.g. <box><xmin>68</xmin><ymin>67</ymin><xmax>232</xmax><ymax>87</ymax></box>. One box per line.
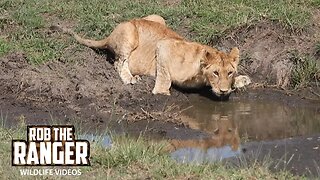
<box><xmin>167</xmin><ymin>116</ymin><xmax>240</xmax><ymax>151</ymax></box>
<box><xmin>59</xmin><ymin>14</ymin><xmax>246</xmax><ymax>96</ymax></box>
<box><xmin>153</xmin><ymin>39</ymin><xmax>241</xmax><ymax>96</ymax></box>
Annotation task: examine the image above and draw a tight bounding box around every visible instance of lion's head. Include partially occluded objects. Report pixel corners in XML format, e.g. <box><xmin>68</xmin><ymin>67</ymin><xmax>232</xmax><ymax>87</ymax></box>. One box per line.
<box><xmin>166</xmin><ymin>115</ymin><xmax>240</xmax><ymax>151</ymax></box>
<box><xmin>212</xmin><ymin>115</ymin><xmax>240</xmax><ymax>151</ymax></box>
<box><xmin>201</xmin><ymin>47</ymin><xmax>240</xmax><ymax>97</ymax></box>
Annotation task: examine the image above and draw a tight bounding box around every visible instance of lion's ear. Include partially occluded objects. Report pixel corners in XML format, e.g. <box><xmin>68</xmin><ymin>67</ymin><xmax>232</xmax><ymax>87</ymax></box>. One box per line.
<box><xmin>200</xmin><ymin>48</ymin><xmax>209</xmax><ymax>68</ymax></box>
<box><xmin>230</xmin><ymin>47</ymin><xmax>240</xmax><ymax>65</ymax></box>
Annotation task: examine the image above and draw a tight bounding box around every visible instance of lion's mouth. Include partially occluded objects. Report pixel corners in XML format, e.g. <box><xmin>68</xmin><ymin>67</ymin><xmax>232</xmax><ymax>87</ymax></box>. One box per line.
<box><xmin>211</xmin><ymin>89</ymin><xmax>231</xmax><ymax>100</ymax></box>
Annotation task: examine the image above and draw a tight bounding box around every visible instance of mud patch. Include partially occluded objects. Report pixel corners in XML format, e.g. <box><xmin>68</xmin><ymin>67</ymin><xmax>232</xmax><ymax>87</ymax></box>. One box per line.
<box><xmin>0</xmin><ymin>49</ymin><xmax>205</xmax><ymax>139</ymax></box>
<box><xmin>240</xmin><ymin>134</ymin><xmax>320</xmax><ymax>177</ymax></box>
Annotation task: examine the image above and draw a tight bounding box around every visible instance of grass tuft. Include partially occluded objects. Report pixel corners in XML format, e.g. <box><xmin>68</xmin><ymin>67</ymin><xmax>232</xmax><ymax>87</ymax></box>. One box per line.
<box><xmin>312</xmin><ymin>0</ymin><xmax>320</xmax><ymax>7</ymax></box>
<box><xmin>290</xmin><ymin>52</ymin><xmax>319</xmax><ymax>88</ymax></box>
<box><xmin>0</xmin><ymin>38</ymin><xmax>13</xmax><ymax>56</ymax></box>
<box><xmin>315</xmin><ymin>42</ymin><xmax>320</xmax><ymax>56</ymax></box>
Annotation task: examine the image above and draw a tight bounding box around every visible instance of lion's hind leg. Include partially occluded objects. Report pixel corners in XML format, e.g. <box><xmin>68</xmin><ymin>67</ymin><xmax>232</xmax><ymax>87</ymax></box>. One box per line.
<box><xmin>115</xmin><ymin>59</ymin><xmax>140</xmax><ymax>84</ymax></box>
<box><xmin>110</xmin><ymin>22</ymin><xmax>140</xmax><ymax>84</ymax></box>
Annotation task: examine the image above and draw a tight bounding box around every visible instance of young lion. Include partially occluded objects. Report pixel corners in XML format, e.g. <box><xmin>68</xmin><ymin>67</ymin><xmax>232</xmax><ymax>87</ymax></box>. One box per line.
<box><xmin>153</xmin><ymin>40</ymin><xmax>240</xmax><ymax>96</ymax></box>
<box><xmin>56</xmin><ymin>15</ymin><xmax>249</xmax><ymax>97</ymax></box>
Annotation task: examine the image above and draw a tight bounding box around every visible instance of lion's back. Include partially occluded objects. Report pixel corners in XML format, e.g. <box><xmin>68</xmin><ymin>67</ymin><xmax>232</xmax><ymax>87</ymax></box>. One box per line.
<box><xmin>128</xmin><ymin>19</ymin><xmax>183</xmax><ymax>76</ymax></box>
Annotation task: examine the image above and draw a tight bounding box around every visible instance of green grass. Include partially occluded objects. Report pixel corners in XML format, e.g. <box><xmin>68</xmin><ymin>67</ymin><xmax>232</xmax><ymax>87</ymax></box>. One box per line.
<box><xmin>290</xmin><ymin>51</ymin><xmax>319</xmax><ymax>88</ymax></box>
<box><xmin>316</xmin><ymin>42</ymin><xmax>320</xmax><ymax>55</ymax></box>
<box><xmin>0</xmin><ymin>0</ymin><xmax>318</xmax><ymax>63</ymax></box>
<box><xmin>0</xmin><ymin>38</ymin><xmax>13</xmax><ymax>56</ymax></box>
<box><xmin>0</xmin><ymin>118</ymin><xmax>302</xmax><ymax>179</ymax></box>
<box><xmin>312</xmin><ymin>0</ymin><xmax>320</xmax><ymax>6</ymax></box>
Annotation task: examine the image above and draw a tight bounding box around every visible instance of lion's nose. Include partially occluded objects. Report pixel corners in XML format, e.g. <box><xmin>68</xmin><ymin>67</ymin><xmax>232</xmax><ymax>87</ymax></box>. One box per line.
<box><xmin>220</xmin><ymin>89</ymin><xmax>229</xmax><ymax>94</ymax></box>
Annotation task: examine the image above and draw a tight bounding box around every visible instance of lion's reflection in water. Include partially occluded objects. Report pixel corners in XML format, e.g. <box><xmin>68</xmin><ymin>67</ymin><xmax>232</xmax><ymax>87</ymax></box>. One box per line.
<box><xmin>167</xmin><ymin>115</ymin><xmax>241</xmax><ymax>163</ymax></box>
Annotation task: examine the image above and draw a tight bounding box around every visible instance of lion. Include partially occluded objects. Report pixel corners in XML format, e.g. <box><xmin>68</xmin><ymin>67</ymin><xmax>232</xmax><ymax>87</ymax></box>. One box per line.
<box><xmin>167</xmin><ymin>116</ymin><xmax>240</xmax><ymax>151</ymax></box>
<box><xmin>141</xmin><ymin>14</ymin><xmax>166</xmax><ymax>25</ymax></box>
<box><xmin>56</xmin><ymin>14</ymin><xmax>250</xmax><ymax>97</ymax></box>
<box><xmin>152</xmin><ymin>40</ymin><xmax>240</xmax><ymax>96</ymax></box>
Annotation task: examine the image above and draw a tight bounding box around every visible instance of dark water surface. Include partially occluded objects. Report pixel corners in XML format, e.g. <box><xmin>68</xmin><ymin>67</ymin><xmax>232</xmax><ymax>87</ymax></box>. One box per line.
<box><xmin>181</xmin><ymin>96</ymin><xmax>320</xmax><ymax>141</ymax></box>
<box><xmin>168</xmin><ymin>93</ymin><xmax>320</xmax><ymax>176</ymax></box>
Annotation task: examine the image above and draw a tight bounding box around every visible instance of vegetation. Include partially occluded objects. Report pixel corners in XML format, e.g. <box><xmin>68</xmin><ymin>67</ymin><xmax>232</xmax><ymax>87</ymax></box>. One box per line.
<box><xmin>0</xmin><ymin>0</ymin><xmax>318</xmax><ymax>64</ymax></box>
<box><xmin>315</xmin><ymin>41</ymin><xmax>320</xmax><ymax>56</ymax></box>
<box><xmin>290</xmin><ymin>51</ymin><xmax>319</xmax><ymax>88</ymax></box>
<box><xmin>0</xmin><ymin>1</ymin><xmax>318</xmax><ymax>178</ymax></box>
<box><xmin>0</xmin><ymin>117</ymin><xmax>302</xmax><ymax>179</ymax></box>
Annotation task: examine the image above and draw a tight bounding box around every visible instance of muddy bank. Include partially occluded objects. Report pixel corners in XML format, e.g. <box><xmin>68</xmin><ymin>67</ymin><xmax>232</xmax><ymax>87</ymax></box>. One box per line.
<box><xmin>0</xmin><ymin>50</ymin><xmax>208</xmax><ymax>139</ymax></box>
<box><xmin>1</xmin><ymin>19</ymin><xmax>320</xmax><ymax>177</ymax></box>
<box><xmin>0</xmin><ymin>50</ymin><xmax>183</xmax><ymax>120</ymax></box>
<box><xmin>239</xmin><ymin>134</ymin><xmax>320</xmax><ymax>177</ymax></box>
<box><xmin>2</xmin><ymin>50</ymin><xmax>317</xmax><ymax>141</ymax></box>
<box><xmin>213</xmin><ymin>18</ymin><xmax>320</xmax><ymax>89</ymax></box>
<box><xmin>1</xmin><ymin>55</ymin><xmax>319</xmax><ymax>176</ymax></box>
<box><xmin>1</xmin><ymin>18</ymin><xmax>319</xmax><ymax>128</ymax></box>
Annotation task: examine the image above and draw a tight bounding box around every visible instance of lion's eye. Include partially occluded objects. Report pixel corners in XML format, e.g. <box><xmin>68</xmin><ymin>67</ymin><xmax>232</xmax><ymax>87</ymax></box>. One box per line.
<box><xmin>213</xmin><ymin>71</ymin><xmax>219</xmax><ymax>77</ymax></box>
<box><xmin>228</xmin><ymin>71</ymin><xmax>233</xmax><ymax>77</ymax></box>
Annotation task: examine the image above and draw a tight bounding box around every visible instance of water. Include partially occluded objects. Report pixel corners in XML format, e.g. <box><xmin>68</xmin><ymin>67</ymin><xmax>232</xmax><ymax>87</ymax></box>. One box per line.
<box><xmin>2</xmin><ymin>91</ymin><xmax>319</xmax><ymax>165</ymax></box>
<box><xmin>78</xmin><ymin>134</ymin><xmax>112</xmax><ymax>148</ymax></box>
<box><xmin>180</xmin><ymin>96</ymin><xmax>320</xmax><ymax>141</ymax></box>
<box><xmin>171</xmin><ymin>145</ymin><xmax>241</xmax><ymax>164</ymax></box>
<box><xmin>35</xmin><ymin>94</ymin><xmax>320</xmax><ymax>166</ymax></box>
<box><xmin>169</xmin><ymin>95</ymin><xmax>320</xmax><ymax>163</ymax></box>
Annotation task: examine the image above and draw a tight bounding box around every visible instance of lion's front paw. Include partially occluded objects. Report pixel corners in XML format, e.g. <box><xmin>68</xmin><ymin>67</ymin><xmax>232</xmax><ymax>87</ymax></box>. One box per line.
<box><xmin>152</xmin><ymin>88</ymin><xmax>171</xmax><ymax>96</ymax></box>
<box><xmin>233</xmin><ymin>75</ymin><xmax>251</xmax><ymax>89</ymax></box>
<box><xmin>131</xmin><ymin>75</ymin><xmax>141</xmax><ymax>84</ymax></box>
<box><xmin>121</xmin><ymin>75</ymin><xmax>141</xmax><ymax>85</ymax></box>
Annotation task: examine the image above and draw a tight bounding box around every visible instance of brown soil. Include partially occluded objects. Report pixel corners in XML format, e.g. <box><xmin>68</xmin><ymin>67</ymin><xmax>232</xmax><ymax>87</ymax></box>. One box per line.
<box><xmin>212</xmin><ymin>12</ymin><xmax>320</xmax><ymax>88</ymax></box>
<box><xmin>0</xmin><ymin>48</ymin><xmax>200</xmax><ymax>136</ymax></box>
<box><xmin>1</xmin><ymin>16</ymin><xmax>320</xmax><ymax>134</ymax></box>
<box><xmin>1</xmin><ymin>16</ymin><xmax>320</xmax><ymax>176</ymax></box>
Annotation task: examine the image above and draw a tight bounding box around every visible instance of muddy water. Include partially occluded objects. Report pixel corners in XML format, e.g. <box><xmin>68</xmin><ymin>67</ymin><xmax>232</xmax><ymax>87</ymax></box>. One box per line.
<box><xmin>171</xmin><ymin>93</ymin><xmax>320</xmax><ymax>167</ymax></box>
<box><xmin>78</xmin><ymin>134</ymin><xmax>112</xmax><ymax>148</ymax></box>
<box><xmin>171</xmin><ymin>145</ymin><xmax>241</xmax><ymax>164</ymax></box>
<box><xmin>180</xmin><ymin>95</ymin><xmax>320</xmax><ymax>141</ymax></box>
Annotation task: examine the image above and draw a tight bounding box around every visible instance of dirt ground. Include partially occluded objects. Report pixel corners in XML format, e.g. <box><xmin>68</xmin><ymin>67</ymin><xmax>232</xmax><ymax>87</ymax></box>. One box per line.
<box><xmin>215</xmin><ymin>18</ymin><xmax>320</xmax><ymax>88</ymax></box>
<box><xmin>0</xmin><ymin>49</ymin><xmax>192</xmax><ymax>134</ymax></box>
<box><xmin>1</xmin><ymin>15</ymin><xmax>320</xmax><ymax>133</ymax></box>
<box><xmin>1</xmin><ymin>16</ymin><xmax>320</xmax><ymax>176</ymax></box>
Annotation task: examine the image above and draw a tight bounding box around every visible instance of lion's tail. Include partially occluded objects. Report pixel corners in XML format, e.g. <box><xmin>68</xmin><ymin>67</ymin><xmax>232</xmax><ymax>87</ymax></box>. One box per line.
<box><xmin>50</xmin><ymin>25</ymin><xmax>109</xmax><ymax>49</ymax></box>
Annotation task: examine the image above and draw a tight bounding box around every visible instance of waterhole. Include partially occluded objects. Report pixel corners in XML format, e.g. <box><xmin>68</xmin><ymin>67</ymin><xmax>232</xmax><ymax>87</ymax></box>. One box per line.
<box><xmin>168</xmin><ymin>92</ymin><xmax>320</xmax><ymax>164</ymax></box>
